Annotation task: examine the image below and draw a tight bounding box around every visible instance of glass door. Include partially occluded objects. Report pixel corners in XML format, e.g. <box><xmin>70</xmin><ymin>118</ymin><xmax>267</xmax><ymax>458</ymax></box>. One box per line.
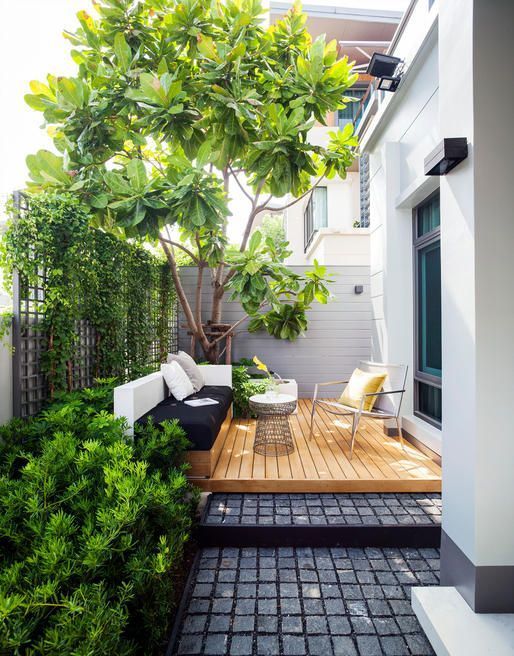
<box><xmin>413</xmin><ymin>191</ymin><xmax>442</xmax><ymax>427</ymax></box>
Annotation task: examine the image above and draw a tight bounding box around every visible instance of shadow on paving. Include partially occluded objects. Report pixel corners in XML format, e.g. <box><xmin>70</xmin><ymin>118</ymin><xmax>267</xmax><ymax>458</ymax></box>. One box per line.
<box><xmin>169</xmin><ymin>490</ymin><xmax>441</xmax><ymax>656</ymax></box>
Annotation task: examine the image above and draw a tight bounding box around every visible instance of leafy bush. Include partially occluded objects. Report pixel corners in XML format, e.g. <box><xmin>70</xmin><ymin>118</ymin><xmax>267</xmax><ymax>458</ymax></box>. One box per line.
<box><xmin>0</xmin><ymin>380</ymin><xmax>197</xmax><ymax>655</ymax></box>
<box><xmin>232</xmin><ymin>364</ymin><xmax>266</xmax><ymax>418</ymax></box>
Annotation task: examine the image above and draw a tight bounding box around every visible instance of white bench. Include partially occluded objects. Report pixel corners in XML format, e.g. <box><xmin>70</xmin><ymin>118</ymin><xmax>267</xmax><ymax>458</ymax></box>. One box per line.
<box><xmin>114</xmin><ymin>365</ymin><xmax>232</xmax><ymax>478</ymax></box>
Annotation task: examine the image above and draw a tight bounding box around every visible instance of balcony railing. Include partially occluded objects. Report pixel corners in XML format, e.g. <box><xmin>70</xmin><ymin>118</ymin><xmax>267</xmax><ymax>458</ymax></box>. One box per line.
<box><xmin>353</xmin><ymin>80</ymin><xmax>378</xmax><ymax>132</ymax></box>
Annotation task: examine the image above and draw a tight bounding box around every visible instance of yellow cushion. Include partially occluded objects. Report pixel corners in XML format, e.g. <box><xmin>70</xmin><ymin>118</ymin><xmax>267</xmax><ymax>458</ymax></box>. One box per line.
<box><xmin>339</xmin><ymin>368</ymin><xmax>387</xmax><ymax>412</ymax></box>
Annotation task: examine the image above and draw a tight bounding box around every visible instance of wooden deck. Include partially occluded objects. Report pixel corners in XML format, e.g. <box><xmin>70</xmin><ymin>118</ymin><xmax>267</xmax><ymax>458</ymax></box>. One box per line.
<box><xmin>193</xmin><ymin>400</ymin><xmax>441</xmax><ymax>493</ymax></box>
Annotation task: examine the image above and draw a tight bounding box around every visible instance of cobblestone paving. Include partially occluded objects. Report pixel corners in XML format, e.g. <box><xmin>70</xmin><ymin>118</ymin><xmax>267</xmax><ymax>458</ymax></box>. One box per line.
<box><xmin>204</xmin><ymin>493</ymin><xmax>442</xmax><ymax>526</ymax></box>
<box><xmin>174</xmin><ymin>546</ymin><xmax>439</xmax><ymax>655</ymax></box>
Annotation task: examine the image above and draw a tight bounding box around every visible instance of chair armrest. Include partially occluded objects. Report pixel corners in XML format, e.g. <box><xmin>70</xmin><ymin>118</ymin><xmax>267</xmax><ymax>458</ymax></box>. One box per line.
<box><xmin>200</xmin><ymin>364</ymin><xmax>232</xmax><ymax>388</ymax></box>
<box><xmin>362</xmin><ymin>389</ymin><xmax>405</xmax><ymax>397</ymax></box>
<box><xmin>358</xmin><ymin>388</ymin><xmax>406</xmax><ymax>413</ymax></box>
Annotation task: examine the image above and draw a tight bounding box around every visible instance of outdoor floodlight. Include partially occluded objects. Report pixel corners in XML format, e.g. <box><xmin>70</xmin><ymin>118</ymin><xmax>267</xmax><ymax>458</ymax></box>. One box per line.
<box><xmin>377</xmin><ymin>76</ymin><xmax>401</xmax><ymax>92</ymax></box>
<box><xmin>367</xmin><ymin>53</ymin><xmax>403</xmax><ymax>93</ymax></box>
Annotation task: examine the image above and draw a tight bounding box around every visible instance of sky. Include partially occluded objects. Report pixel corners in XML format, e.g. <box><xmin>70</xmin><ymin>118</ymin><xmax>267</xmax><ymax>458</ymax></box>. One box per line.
<box><xmin>0</xmin><ymin>0</ymin><xmax>408</xmax><ymax>240</ymax></box>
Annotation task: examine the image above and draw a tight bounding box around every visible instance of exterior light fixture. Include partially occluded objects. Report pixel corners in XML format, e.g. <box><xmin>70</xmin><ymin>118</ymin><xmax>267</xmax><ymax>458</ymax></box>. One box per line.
<box><xmin>424</xmin><ymin>138</ymin><xmax>468</xmax><ymax>175</ymax></box>
<box><xmin>366</xmin><ymin>53</ymin><xmax>403</xmax><ymax>93</ymax></box>
<box><xmin>377</xmin><ymin>76</ymin><xmax>401</xmax><ymax>92</ymax></box>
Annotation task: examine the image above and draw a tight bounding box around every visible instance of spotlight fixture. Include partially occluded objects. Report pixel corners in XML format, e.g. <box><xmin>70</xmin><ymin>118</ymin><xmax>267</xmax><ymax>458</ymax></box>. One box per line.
<box><xmin>366</xmin><ymin>52</ymin><xmax>403</xmax><ymax>93</ymax></box>
<box><xmin>377</xmin><ymin>76</ymin><xmax>401</xmax><ymax>92</ymax></box>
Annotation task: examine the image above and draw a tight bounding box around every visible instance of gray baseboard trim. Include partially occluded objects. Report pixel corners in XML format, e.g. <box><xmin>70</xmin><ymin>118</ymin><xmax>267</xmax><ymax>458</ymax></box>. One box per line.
<box><xmin>383</xmin><ymin>425</ymin><xmax>442</xmax><ymax>466</ymax></box>
<box><xmin>440</xmin><ymin>530</ymin><xmax>514</xmax><ymax>613</ymax></box>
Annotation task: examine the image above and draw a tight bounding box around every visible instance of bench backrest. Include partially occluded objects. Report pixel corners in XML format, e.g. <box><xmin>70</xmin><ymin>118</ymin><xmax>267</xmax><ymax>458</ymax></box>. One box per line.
<box><xmin>114</xmin><ymin>365</ymin><xmax>232</xmax><ymax>436</ymax></box>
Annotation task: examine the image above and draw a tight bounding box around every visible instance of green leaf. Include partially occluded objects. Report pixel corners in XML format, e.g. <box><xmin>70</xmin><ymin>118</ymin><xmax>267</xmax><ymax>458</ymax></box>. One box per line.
<box><xmin>26</xmin><ymin>150</ymin><xmax>71</xmax><ymax>187</ymax></box>
<box><xmin>197</xmin><ymin>35</ymin><xmax>220</xmax><ymax>62</ymax></box>
<box><xmin>90</xmin><ymin>193</ymin><xmax>109</xmax><ymax>209</ymax></box>
<box><xmin>126</xmin><ymin>159</ymin><xmax>147</xmax><ymax>193</ymax></box>
<box><xmin>114</xmin><ymin>33</ymin><xmax>132</xmax><ymax>71</ymax></box>
<box><xmin>248</xmin><ymin>230</ymin><xmax>262</xmax><ymax>255</ymax></box>
<box><xmin>104</xmin><ymin>171</ymin><xmax>134</xmax><ymax>196</ymax></box>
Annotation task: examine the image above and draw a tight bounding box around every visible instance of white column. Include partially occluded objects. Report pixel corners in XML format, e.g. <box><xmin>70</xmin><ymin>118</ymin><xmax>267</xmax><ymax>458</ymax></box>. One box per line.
<box><xmin>437</xmin><ymin>0</ymin><xmax>514</xmax><ymax>614</ymax></box>
<box><xmin>413</xmin><ymin>2</ymin><xmax>514</xmax><ymax>649</ymax></box>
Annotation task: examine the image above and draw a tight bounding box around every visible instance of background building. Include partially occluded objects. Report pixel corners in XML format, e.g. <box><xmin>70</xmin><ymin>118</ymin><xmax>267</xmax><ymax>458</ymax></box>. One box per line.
<box><xmin>269</xmin><ymin>2</ymin><xmax>403</xmax><ymax>267</ymax></box>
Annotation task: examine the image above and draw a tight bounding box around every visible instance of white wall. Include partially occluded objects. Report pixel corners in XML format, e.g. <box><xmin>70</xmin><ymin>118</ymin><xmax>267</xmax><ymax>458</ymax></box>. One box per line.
<box><xmin>440</xmin><ymin>0</ymin><xmax>514</xmax><ymax>570</ymax></box>
<box><xmin>0</xmin><ymin>327</ymin><xmax>13</xmax><ymax>426</ymax></box>
<box><xmin>285</xmin><ymin>172</ymin><xmax>368</xmax><ymax>266</ymax></box>
<box><xmin>363</xmin><ymin>0</ymin><xmax>441</xmax><ymax>452</ymax></box>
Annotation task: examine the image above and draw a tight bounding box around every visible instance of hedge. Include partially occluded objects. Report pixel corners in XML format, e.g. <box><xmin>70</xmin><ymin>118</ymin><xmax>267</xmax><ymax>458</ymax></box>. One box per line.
<box><xmin>0</xmin><ymin>380</ymin><xmax>197</xmax><ymax>655</ymax></box>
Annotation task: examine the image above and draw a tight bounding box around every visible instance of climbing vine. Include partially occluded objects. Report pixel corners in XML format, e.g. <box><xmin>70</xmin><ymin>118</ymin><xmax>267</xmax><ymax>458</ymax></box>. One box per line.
<box><xmin>0</xmin><ymin>192</ymin><xmax>177</xmax><ymax>396</ymax></box>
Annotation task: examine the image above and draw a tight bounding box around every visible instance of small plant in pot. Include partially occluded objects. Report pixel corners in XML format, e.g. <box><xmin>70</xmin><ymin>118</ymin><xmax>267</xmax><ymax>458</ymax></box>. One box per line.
<box><xmin>253</xmin><ymin>356</ymin><xmax>282</xmax><ymax>398</ymax></box>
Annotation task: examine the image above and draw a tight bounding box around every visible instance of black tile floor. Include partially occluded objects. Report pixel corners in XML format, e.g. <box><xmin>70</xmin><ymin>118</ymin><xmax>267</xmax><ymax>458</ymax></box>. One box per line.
<box><xmin>204</xmin><ymin>493</ymin><xmax>442</xmax><ymax>527</ymax></box>
<box><xmin>173</xmin><ymin>545</ymin><xmax>438</xmax><ymax>655</ymax></box>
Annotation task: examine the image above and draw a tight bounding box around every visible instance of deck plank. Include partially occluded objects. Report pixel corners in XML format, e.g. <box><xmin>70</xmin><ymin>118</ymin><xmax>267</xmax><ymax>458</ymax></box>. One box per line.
<box><xmin>199</xmin><ymin>400</ymin><xmax>441</xmax><ymax>493</ymax></box>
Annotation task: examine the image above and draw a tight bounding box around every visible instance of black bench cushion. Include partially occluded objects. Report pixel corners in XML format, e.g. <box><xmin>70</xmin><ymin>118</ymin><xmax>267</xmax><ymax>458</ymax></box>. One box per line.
<box><xmin>136</xmin><ymin>385</ymin><xmax>233</xmax><ymax>451</ymax></box>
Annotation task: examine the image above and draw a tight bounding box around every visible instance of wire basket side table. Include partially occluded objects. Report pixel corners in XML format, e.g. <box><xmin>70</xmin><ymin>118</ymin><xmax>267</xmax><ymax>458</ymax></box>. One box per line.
<box><xmin>249</xmin><ymin>394</ymin><xmax>297</xmax><ymax>456</ymax></box>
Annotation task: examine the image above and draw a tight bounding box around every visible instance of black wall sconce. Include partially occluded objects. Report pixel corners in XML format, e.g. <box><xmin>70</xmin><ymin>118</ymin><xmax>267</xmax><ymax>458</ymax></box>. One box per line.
<box><xmin>424</xmin><ymin>138</ymin><xmax>468</xmax><ymax>175</ymax></box>
<box><xmin>354</xmin><ymin>285</ymin><xmax>364</xmax><ymax>295</ymax></box>
<box><xmin>366</xmin><ymin>53</ymin><xmax>403</xmax><ymax>92</ymax></box>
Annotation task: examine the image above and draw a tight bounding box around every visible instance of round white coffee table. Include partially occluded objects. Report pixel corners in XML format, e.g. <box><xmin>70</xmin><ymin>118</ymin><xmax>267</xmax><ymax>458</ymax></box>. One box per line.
<box><xmin>249</xmin><ymin>393</ymin><xmax>297</xmax><ymax>456</ymax></box>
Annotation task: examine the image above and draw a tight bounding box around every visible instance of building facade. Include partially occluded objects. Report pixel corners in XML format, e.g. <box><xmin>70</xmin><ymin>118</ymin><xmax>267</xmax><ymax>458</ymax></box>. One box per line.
<box><xmin>269</xmin><ymin>2</ymin><xmax>403</xmax><ymax>267</ymax></box>
<box><xmin>358</xmin><ymin>0</ymin><xmax>514</xmax><ymax>650</ymax></box>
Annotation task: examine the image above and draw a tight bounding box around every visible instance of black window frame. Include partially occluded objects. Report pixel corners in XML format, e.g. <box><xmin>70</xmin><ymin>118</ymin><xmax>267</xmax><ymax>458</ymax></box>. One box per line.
<box><xmin>304</xmin><ymin>186</ymin><xmax>328</xmax><ymax>252</ymax></box>
<box><xmin>413</xmin><ymin>189</ymin><xmax>442</xmax><ymax>428</ymax></box>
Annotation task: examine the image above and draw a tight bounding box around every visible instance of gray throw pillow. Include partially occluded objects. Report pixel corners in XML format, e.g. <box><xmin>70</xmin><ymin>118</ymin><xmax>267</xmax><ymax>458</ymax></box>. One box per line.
<box><xmin>167</xmin><ymin>350</ymin><xmax>204</xmax><ymax>392</ymax></box>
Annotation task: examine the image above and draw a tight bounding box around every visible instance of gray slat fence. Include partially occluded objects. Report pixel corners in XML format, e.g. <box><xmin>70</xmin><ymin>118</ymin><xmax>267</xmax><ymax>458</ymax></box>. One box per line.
<box><xmin>178</xmin><ymin>265</ymin><xmax>371</xmax><ymax>398</ymax></box>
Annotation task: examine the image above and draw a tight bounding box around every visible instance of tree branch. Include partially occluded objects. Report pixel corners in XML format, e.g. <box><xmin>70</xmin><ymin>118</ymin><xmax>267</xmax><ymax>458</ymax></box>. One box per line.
<box><xmin>195</xmin><ymin>264</ymin><xmax>204</xmax><ymax>329</ymax></box>
<box><xmin>228</xmin><ymin>165</ymin><xmax>254</xmax><ymax>202</ymax></box>
<box><xmin>212</xmin><ymin>300</ymin><xmax>268</xmax><ymax>345</ymax></box>
<box><xmin>210</xmin><ymin>168</ymin><xmax>231</xmax><ymax>324</ymax></box>
<box><xmin>255</xmin><ymin>194</ymin><xmax>273</xmax><ymax>212</ymax></box>
<box><xmin>159</xmin><ymin>236</ymin><xmax>208</xmax><ymax>349</ymax></box>
<box><xmin>258</xmin><ymin>174</ymin><xmax>325</xmax><ymax>213</ymax></box>
<box><xmin>159</xmin><ymin>236</ymin><xmax>199</xmax><ymax>263</ymax></box>
<box><xmin>239</xmin><ymin>178</ymin><xmax>266</xmax><ymax>253</ymax></box>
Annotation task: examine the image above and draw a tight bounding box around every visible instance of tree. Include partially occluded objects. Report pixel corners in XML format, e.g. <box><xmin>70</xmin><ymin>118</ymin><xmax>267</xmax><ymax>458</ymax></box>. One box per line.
<box><xmin>259</xmin><ymin>213</ymin><xmax>286</xmax><ymax>243</ymax></box>
<box><xmin>25</xmin><ymin>0</ymin><xmax>359</xmax><ymax>362</ymax></box>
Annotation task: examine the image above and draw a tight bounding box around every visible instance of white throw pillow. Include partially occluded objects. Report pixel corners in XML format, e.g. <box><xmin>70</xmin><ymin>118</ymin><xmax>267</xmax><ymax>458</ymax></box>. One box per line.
<box><xmin>161</xmin><ymin>361</ymin><xmax>194</xmax><ymax>401</ymax></box>
<box><xmin>167</xmin><ymin>350</ymin><xmax>204</xmax><ymax>392</ymax></box>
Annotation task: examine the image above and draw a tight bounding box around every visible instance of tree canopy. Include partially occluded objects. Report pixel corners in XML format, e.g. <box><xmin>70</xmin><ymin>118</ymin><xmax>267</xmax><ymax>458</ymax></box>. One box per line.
<box><xmin>24</xmin><ymin>0</ymin><xmax>359</xmax><ymax>361</ymax></box>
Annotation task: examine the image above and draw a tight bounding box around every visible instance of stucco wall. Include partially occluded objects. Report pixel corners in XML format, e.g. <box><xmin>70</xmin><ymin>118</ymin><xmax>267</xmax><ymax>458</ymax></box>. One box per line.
<box><xmin>284</xmin><ymin>172</ymin><xmax>367</xmax><ymax>266</ymax></box>
<box><xmin>0</xmin><ymin>326</ymin><xmax>13</xmax><ymax>426</ymax></box>
<box><xmin>177</xmin><ymin>266</ymin><xmax>371</xmax><ymax>398</ymax></box>
<box><xmin>361</xmin><ymin>1</ymin><xmax>441</xmax><ymax>452</ymax></box>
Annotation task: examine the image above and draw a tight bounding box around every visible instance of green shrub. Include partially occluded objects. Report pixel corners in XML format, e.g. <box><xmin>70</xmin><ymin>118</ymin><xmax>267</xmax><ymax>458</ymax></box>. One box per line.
<box><xmin>0</xmin><ymin>380</ymin><xmax>197</xmax><ymax>655</ymax></box>
<box><xmin>232</xmin><ymin>364</ymin><xmax>267</xmax><ymax>418</ymax></box>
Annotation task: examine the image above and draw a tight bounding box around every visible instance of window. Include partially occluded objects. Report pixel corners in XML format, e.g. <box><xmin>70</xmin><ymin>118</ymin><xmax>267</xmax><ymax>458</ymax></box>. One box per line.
<box><xmin>304</xmin><ymin>187</ymin><xmax>327</xmax><ymax>251</ymax></box>
<box><xmin>413</xmin><ymin>191</ymin><xmax>442</xmax><ymax>427</ymax></box>
<box><xmin>337</xmin><ymin>89</ymin><xmax>367</xmax><ymax>128</ymax></box>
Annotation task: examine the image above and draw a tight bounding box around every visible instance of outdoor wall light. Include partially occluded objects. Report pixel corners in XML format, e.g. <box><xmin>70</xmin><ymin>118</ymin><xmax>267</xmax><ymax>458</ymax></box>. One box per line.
<box><xmin>367</xmin><ymin>53</ymin><xmax>403</xmax><ymax>93</ymax></box>
<box><xmin>424</xmin><ymin>138</ymin><xmax>468</xmax><ymax>175</ymax></box>
<box><xmin>377</xmin><ymin>76</ymin><xmax>401</xmax><ymax>92</ymax></box>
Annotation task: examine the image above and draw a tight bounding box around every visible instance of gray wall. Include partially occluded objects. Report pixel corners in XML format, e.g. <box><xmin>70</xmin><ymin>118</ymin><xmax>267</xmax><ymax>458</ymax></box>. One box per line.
<box><xmin>178</xmin><ymin>266</ymin><xmax>371</xmax><ymax>398</ymax></box>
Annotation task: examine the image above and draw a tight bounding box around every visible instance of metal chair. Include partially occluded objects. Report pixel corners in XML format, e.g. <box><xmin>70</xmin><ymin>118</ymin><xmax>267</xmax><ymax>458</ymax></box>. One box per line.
<box><xmin>309</xmin><ymin>361</ymin><xmax>408</xmax><ymax>459</ymax></box>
